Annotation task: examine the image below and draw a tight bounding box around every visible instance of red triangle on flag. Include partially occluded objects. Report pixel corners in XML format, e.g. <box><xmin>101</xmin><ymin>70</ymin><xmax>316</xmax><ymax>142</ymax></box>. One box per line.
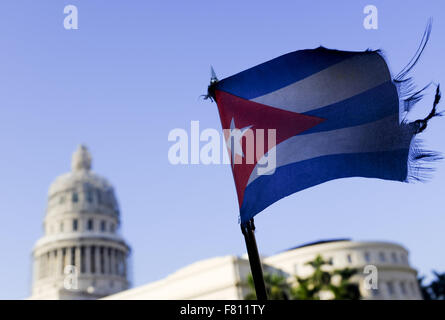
<box><xmin>215</xmin><ymin>90</ymin><xmax>325</xmax><ymax>208</ymax></box>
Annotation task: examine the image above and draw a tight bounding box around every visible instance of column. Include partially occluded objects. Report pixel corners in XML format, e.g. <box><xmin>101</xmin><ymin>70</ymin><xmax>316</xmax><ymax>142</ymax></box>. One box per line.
<box><xmin>47</xmin><ymin>252</ymin><xmax>51</xmax><ymax>278</ymax></box>
<box><xmin>91</xmin><ymin>246</ymin><xmax>96</xmax><ymax>274</ymax></box>
<box><xmin>108</xmin><ymin>248</ymin><xmax>112</xmax><ymax>275</ymax></box>
<box><xmin>39</xmin><ymin>254</ymin><xmax>44</xmax><ymax>279</ymax></box>
<box><xmin>75</xmin><ymin>246</ymin><xmax>81</xmax><ymax>275</ymax></box>
<box><xmin>56</xmin><ymin>248</ymin><xmax>63</xmax><ymax>277</ymax></box>
<box><xmin>64</xmin><ymin>247</ymin><xmax>71</xmax><ymax>274</ymax></box>
<box><xmin>85</xmin><ymin>246</ymin><xmax>91</xmax><ymax>274</ymax></box>
<box><xmin>80</xmin><ymin>246</ymin><xmax>85</xmax><ymax>274</ymax></box>
<box><xmin>45</xmin><ymin>251</ymin><xmax>50</xmax><ymax>278</ymax></box>
<box><xmin>71</xmin><ymin>247</ymin><xmax>76</xmax><ymax>267</ymax></box>
<box><xmin>42</xmin><ymin>252</ymin><xmax>48</xmax><ymax>278</ymax></box>
<box><xmin>40</xmin><ymin>254</ymin><xmax>44</xmax><ymax>279</ymax></box>
<box><xmin>50</xmin><ymin>250</ymin><xmax>56</xmax><ymax>277</ymax></box>
<box><xmin>95</xmin><ymin>245</ymin><xmax>101</xmax><ymax>275</ymax></box>
<box><xmin>53</xmin><ymin>250</ymin><xmax>58</xmax><ymax>277</ymax></box>
<box><xmin>115</xmin><ymin>250</ymin><xmax>120</xmax><ymax>276</ymax></box>
<box><xmin>103</xmin><ymin>247</ymin><xmax>109</xmax><ymax>274</ymax></box>
<box><xmin>33</xmin><ymin>255</ymin><xmax>39</xmax><ymax>283</ymax></box>
<box><xmin>123</xmin><ymin>252</ymin><xmax>127</xmax><ymax>278</ymax></box>
<box><xmin>62</xmin><ymin>248</ymin><xmax>67</xmax><ymax>275</ymax></box>
<box><xmin>110</xmin><ymin>248</ymin><xmax>116</xmax><ymax>274</ymax></box>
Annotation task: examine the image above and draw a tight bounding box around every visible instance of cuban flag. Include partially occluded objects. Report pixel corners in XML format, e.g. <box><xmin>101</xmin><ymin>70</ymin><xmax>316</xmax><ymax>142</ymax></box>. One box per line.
<box><xmin>209</xmin><ymin>47</ymin><xmax>440</xmax><ymax>225</ymax></box>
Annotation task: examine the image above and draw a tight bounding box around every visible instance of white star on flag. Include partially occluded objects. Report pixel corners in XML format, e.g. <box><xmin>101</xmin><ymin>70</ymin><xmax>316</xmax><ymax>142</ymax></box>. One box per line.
<box><xmin>226</xmin><ymin>118</ymin><xmax>252</xmax><ymax>166</ymax></box>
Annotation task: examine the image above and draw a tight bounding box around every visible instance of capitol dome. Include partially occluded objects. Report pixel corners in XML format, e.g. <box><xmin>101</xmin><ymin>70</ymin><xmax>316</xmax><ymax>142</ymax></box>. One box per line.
<box><xmin>30</xmin><ymin>145</ymin><xmax>131</xmax><ymax>300</ymax></box>
<box><xmin>47</xmin><ymin>145</ymin><xmax>120</xmax><ymax>218</ymax></box>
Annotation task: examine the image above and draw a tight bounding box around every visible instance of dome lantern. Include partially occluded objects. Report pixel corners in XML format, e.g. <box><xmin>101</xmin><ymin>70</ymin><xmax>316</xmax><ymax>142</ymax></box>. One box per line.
<box><xmin>72</xmin><ymin>145</ymin><xmax>92</xmax><ymax>172</ymax></box>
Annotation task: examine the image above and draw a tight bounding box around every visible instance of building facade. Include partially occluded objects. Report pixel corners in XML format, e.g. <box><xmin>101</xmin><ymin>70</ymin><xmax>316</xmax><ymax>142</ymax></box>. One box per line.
<box><xmin>104</xmin><ymin>240</ymin><xmax>422</xmax><ymax>300</ymax></box>
<box><xmin>30</xmin><ymin>146</ymin><xmax>131</xmax><ymax>300</ymax></box>
<box><xmin>264</xmin><ymin>240</ymin><xmax>421</xmax><ymax>300</ymax></box>
<box><xmin>29</xmin><ymin>147</ymin><xmax>421</xmax><ymax>300</ymax></box>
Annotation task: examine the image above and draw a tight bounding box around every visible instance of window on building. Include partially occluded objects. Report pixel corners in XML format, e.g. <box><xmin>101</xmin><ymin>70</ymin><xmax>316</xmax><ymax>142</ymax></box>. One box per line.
<box><xmin>87</xmin><ymin>219</ymin><xmax>94</xmax><ymax>231</ymax></box>
<box><xmin>97</xmin><ymin>190</ymin><xmax>102</xmax><ymax>205</ymax></box>
<box><xmin>59</xmin><ymin>195</ymin><xmax>65</xmax><ymax>204</ymax></box>
<box><xmin>100</xmin><ymin>220</ymin><xmax>106</xmax><ymax>232</ymax></box>
<box><xmin>379</xmin><ymin>252</ymin><xmax>386</xmax><ymax>262</ymax></box>
<box><xmin>73</xmin><ymin>219</ymin><xmax>78</xmax><ymax>231</ymax></box>
<box><xmin>391</xmin><ymin>252</ymin><xmax>398</xmax><ymax>263</ymax></box>
<box><xmin>72</xmin><ymin>192</ymin><xmax>78</xmax><ymax>203</ymax></box>
<box><xmin>400</xmin><ymin>282</ymin><xmax>407</xmax><ymax>295</ymax></box>
<box><xmin>401</xmin><ymin>253</ymin><xmax>408</xmax><ymax>264</ymax></box>
<box><xmin>106</xmin><ymin>190</ymin><xmax>115</xmax><ymax>209</ymax></box>
<box><xmin>409</xmin><ymin>281</ymin><xmax>416</xmax><ymax>295</ymax></box>
<box><xmin>346</xmin><ymin>254</ymin><xmax>352</xmax><ymax>264</ymax></box>
<box><xmin>364</xmin><ymin>252</ymin><xmax>371</xmax><ymax>263</ymax></box>
<box><xmin>87</xmin><ymin>190</ymin><xmax>94</xmax><ymax>203</ymax></box>
<box><xmin>110</xmin><ymin>223</ymin><xmax>115</xmax><ymax>233</ymax></box>
<box><xmin>387</xmin><ymin>281</ymin><xmax>395</xmax><ymax>296</ymax></box>
<box><xmin>60</xmin><ymin>222</ymin><xmax>64</xmax><ymax>232</ymax></box>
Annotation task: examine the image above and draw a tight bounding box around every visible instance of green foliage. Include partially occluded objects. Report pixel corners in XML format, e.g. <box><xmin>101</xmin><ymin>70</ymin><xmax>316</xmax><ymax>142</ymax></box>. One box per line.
<box><xmin>244</xmin><ymin>273</ymin><xmax>290</xmax><ymax>300</ymax></box>
<box><xmin>418</xmin><ymin>271</ymin><xmax>445</xmax><ymax>300</ymax></box>
<box><xmin>244</xmin><ymin>254</ymin><xmax>360</xmax><ymax>300</ymax></box>
<box><xmin>291</xmin><ymin>255</ymin><xmax>360</xmax><ymax>300</ymax></box>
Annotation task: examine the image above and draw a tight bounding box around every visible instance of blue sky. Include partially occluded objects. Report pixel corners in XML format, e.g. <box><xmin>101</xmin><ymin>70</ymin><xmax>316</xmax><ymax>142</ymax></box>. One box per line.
<box><xmin>0</xmin><ymin>0</ymin><xmax>444</xmax><ymax>299</ymax></box>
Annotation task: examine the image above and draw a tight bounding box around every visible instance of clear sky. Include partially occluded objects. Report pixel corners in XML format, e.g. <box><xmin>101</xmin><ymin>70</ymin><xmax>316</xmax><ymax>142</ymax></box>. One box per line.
<box><xmin>0</xmin><ymin>0</ymin><xmax>444</xmax><ymax>299</ymax></box>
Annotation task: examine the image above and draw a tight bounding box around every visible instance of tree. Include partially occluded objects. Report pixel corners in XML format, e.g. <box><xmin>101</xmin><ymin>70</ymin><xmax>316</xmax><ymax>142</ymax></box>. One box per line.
<box><xmin>244</xmin><ymin>255</ymin><xmax>360</xmax><ymax>300</ymax></box>
<box><xmin>418</xmin><ymin>276</ymin><xmax>432</xmax><ymax>300</ymax></box>
<box><xmin>244</xmin><ymin>273</ymin><xmax>290</xmax><ymax>300</ymax></box>
<box><xmin>429</xmin><ymin>271</ymin><xmax>445</xmax><ymax>300</ymax></box>
<box><xmin>291</xmin><ymin>255</ymin><xmax>360</xmax><ymax>300</ymax></box>
<box><xmin>418</xmin><ymin>271</ymin><xmax>445</xmax><ymax>300</ymax></box>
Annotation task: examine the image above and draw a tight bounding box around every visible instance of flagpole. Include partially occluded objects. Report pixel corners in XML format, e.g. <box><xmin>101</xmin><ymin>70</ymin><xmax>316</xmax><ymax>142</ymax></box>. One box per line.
<box><xmin>241</xmin><ymin>218</ymin><xmax>268</xmax><ymax>300</ymax></box>
<box><xmin>206</xmin><ymin>68</ymin><xmax>267</xmax><ymax>300</ymax></box>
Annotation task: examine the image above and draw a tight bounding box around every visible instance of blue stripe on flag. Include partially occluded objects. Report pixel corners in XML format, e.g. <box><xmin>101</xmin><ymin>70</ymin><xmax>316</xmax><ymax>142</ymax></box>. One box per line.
<box><xmin>301</xmin><ymin>81</ymin><xmax>399</xmax><ymax>135</ymax></box>
<box><xmin>216</xmin><ymin>48</ymin><xmax>357</xmax><ymax>100</ymax></box>
<box><xmin>240</xmin><ymin>149</ymin><xmax>409</xmax><ymax>223</ymax></box>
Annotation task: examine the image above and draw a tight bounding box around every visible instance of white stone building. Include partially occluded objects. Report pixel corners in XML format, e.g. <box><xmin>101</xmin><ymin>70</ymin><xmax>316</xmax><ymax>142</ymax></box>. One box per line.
<box><xmin>30</xmin><ymin>146</ymin><xmax>131</xmax><ymax>300</ymax></box>
<box><xmin>264</xmin><ymin>239</ymin><xmax>421</xmax><ymax>300</ymax></box>
<box><xmin>29</xmin><ymin>147</ymin><xmax>422</xmax><ymax>300</ymax></box>
<box><xmin>104</xmin><ymin>239</ymin><xmax>422</xmax><ymax>300</ymax></box>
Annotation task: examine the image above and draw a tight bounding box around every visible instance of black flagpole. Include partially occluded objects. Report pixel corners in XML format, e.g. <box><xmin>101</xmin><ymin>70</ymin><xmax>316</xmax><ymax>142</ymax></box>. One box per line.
<box><xmin>241</xmin><ymin>218</ymin><xmax>268</xmax><ymax>300</ymax></box>
<box><xmin>206</xmin><ymin>69</ymin><xmax>267</xmax><ymax>300</ymax></box>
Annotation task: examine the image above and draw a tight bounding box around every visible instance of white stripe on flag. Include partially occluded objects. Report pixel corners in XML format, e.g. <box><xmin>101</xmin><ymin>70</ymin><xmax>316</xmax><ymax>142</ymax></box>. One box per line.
<box><xmin>247</xmin><ymin>115</ymin><xmax>412</xmax><ymax>186</ymax></box>
<box><xmin>251</xmin><ymin>54</ymin><xmax>391</xmax><ymax>114</ymax></box>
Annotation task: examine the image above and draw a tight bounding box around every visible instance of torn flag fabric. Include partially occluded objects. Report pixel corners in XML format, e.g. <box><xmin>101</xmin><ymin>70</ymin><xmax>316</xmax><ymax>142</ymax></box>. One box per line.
<box><xmin>208</xmin><ymin>45</ymin><xmax>441</xmax><ymax>225</ymax></box>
